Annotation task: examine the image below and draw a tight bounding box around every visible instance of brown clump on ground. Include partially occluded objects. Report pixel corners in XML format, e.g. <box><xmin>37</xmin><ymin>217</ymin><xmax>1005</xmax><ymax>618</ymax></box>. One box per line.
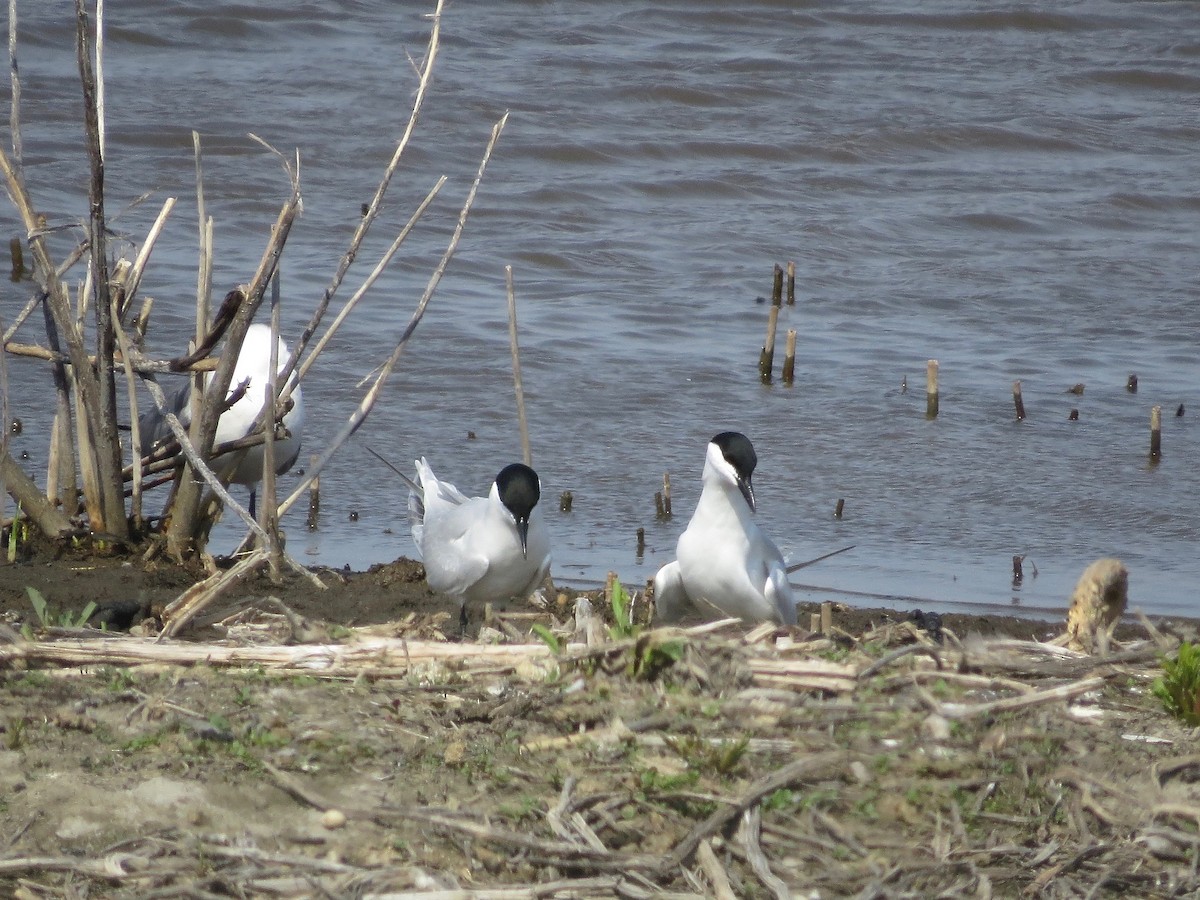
<box><xmin>0</xmin><ymin>548</ymin><xmax>1198</xmax><ymax>898</ymax></box>
<box><xmin>1065</xmin><ymin>557</ymin><xmax>1130</xmax><ymax>653</ymax></box>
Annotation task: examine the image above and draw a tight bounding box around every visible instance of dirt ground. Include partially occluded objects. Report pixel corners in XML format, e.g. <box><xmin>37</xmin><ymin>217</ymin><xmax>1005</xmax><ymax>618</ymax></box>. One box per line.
<box><xmin>1</xmin><ymin>548</ymin><xmax>1198</xmax><ymax>899</ymax></box>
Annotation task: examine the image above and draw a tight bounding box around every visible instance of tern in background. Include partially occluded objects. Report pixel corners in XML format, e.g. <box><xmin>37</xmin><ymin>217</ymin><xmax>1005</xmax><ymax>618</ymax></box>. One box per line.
<box><xmin>653</xmin><ymin>431</ymin><xmax>797</xmax><ymax>625</ymax></box>
<box><xmin>408</xmin><ymin>458</ymin><xmax>551</xmax><ymax>626</ymax></box>
<box><xmin>140</xmin><ymin>323</ymin><xmax>305</xmax><ymax>515</ymax></box>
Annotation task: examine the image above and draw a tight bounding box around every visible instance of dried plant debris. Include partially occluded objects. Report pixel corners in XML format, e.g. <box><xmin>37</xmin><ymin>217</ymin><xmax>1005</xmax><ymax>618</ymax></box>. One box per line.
<box><xmin>2</xmin><ymin>585</ymin><xmax>1197</xmax><ymax>899</ymax></box>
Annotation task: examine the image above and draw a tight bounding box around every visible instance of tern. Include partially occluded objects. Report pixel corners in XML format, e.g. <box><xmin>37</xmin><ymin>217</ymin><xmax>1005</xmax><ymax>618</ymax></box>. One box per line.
<box><xmin>140</xmin><ymin>323</ymin><xmax>305</xmax><ymax>513</ymax></box>
<box><xmin>408</xmin><ymin>458</ymin><xmax>551</xmax><ymax>623</ymax></box>
<box><xmin>653</xmin><ymin>431</ymin><xmax>797</xmax><ymax>625</ymax></box>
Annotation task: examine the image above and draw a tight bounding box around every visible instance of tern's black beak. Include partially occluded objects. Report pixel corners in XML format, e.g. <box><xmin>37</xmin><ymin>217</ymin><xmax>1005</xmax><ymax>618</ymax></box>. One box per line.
<box><xmin>516</xmin><ymin>518</ymin><xmax>530</xmax><ymax>558</ymax></box>
<box><xmin>738</xmin><ymin>477</ymin><xmax>756</xmax><ymax>513</ymax></box>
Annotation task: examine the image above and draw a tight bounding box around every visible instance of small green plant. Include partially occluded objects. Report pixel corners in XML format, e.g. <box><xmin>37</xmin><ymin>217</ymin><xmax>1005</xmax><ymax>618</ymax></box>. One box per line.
<box><xmin>607</xmin><ymin>578</ymin><xmax>636</xmax><ymax>640</ymax></box>
<box><xmin>665</xmin><ymin>734</ymin><xmax>750</xmax><ymax>777</ymax></box>
<box><xmin>531</xmin><ymin>623</ymin><xmax>561</xmax><ymax>653</ymax></box>
<box><xmin>1153</xmin><ymin>642</ymin><xmax>1200</xmax><ymax>726</ymax></box>
<box><xmin>26</xmin><ymin>586</ymin><xmax>96</xmax><ymax>630</ymax></box>
<box><xmin>5</xmin><ymin>717</ymin><xmax>28</xmax><ymax>750</ymax></box>
<box><xmin>7</xmin><ymin>504</ymin><xmax>25</xmax><ymax>563</ymax></box>
<box><xmin>763</xmin><ymin>788</ymin><xmax>799</xmax><ymax>812</ymax></box>
<box><xmin>638</xmin><ymin>766</ymin><xmax>700</xmax><ymax>793</ymax></box>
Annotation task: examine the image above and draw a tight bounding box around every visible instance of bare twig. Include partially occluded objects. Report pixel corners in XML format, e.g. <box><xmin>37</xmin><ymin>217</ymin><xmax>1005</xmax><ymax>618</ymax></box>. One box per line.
<box><xmin>738</xmin><ymin>806</ymin><xmax>790</xmax><ymax>900</ymax></box>
<box><xmin>281</xmin><ymin>0</ymin><xmax>446</xmax><ymax>393</ymax></box>
<box><xmin>506</xmin><ymin>265</ymin><xmax>532</xmax><ymax>468</ymax></box>
<box><xmin>658</xmin><ymin>751</ymin><xmax>848</xmax><ymax>875</ymax></box>
<box><xmin>277</xmin><ymin>112</ymin><xmax>509</xmax><ymax>520</ymax></box>
<box><xmin>936</xmin><ymin>676</ymin><xmax>1106</xmax><ymax>720</ymax></box>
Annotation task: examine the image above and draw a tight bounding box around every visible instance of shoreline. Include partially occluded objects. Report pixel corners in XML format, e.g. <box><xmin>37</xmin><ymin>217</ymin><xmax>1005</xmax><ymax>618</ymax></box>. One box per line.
<box><xmin>0</xmin><ymin>550</ymin><xmax>1188</xmax><ymax>647</ymax></box>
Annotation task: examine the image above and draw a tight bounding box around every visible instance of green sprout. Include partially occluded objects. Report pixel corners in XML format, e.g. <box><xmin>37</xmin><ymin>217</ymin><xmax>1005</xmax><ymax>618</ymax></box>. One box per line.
<box><xmin>1152</xmin><ymin>642</ymin><xmax>1200</xmax><ymax>726</ymax></box>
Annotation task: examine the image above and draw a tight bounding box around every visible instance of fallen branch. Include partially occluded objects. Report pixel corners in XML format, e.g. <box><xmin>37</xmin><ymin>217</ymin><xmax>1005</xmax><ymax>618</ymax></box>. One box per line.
<box><xmin>657</xmin><ymin>750</ymin><xmax>848</xmax><ymax>875</ymax></box>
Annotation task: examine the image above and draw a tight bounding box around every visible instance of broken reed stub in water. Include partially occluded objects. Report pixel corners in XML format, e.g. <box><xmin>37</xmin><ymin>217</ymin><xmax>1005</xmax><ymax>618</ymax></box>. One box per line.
<box><xmin>654</xmin><ymin>491</ymin><xmax>665</xmax><ymax>520</ymax></box>
<box><xmin>1127</xmin><ymin>373</ymin><xmax>1138</xmax><ymax>393</ymax></box>
<box><xmin>771</xmin><ymin>263</ymin><xmax>783</xmax><ymax>306</ymax></box>
<box><xmin>305</xmin><ymin>454</ymin><xmax>320</xmax><ymax>530</ymax></box>
<box><xmin>925</xmin><ymin>359</ymin><xmax>939</xmax><ymax>419</ymax></box>
<box><xmin>1069</xmin><ymin>408</ymin><xmax>1079</xmax><ymax>421</ymax></box>
<box><xmin>1013</xmin><ymin>380</ymin><xmax>1026</xmax><ymax>421</ymax></box>
<box><xmin>834</xmin><ymin>498</ymin><xmax>844</xmax><ymax>519</ymax></box>
<box><xmin>758</xmin><ymin>305</ymin><xmax>780</xmax><ymax>383</ymax></box>
<box><xmin>636</xmin><ymin>526</ymin><xmax>645</xmax><ymax>556</ymax></box>
<box><xmin>782</xmin><ymin>329</ymin><xmax>797</xmax><ymax>385</ymax></box>
<box><xmin>662</xmin><ymin>473</ymin><xmax>672</xmax><ymax>517</ymax></box>
<box><xmin>559</xmin><ymin>490</ymin><xmax>573</xmax><ymax>512</ymax></box>
<box><xmin>1012</xmin><ymin>554</ymin><xmax>1024</xmax><ymax>587</ymax></box>
<box><xmin>786</xmin><ymin>260</ymin><xmax>796</xmax><ymax>305</ymax></box>
<box><xmin>1150</xmin><ymin>405</ymin><xmax>1162</xmax><ymax>461</ymax></box>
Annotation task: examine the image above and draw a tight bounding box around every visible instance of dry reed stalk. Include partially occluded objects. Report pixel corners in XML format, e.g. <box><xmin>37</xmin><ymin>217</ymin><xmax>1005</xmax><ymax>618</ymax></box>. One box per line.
<box><xmin>786</xmin><ymin>259</ymin><xmax>795</xmax><ymax>305</ymax></box>
<box><xmin>110</xmin><ymin>292</ymin><xmax>145</xmax><ymax>526</ymax></box>
<box><xmin>695</xmin><ymin>840</ymin><xmax>737</xmax><ymax>900</ymax></box>
<box><xmin>934</xmin><ymin>675</ymin><xmax>1105</xmax><ymax>720</ymax></box>
<box><xmin>748</xmin><ymin>657</ymin><xmax>856</xmax><ymax>693</ymax></box>
<box><xmin>75</xmin><ymin>0</ymin><xmax>126</xmax><ymax>540</ymax></box>
<box><xmin>259</xmin><ymin>273</ymin><xmax>283</xmax><ymax>579</ymax></box>
<box><xmin>0</xmin><ymin>9</ymin><xmax>126</xmax><ymax>537</ymax></box>
<box><xmin>0</xmin><ymin>451</ymin><xmax>72</xmax><ymax>538</ymax></box>
<box><xmin>926</xmin><ymin>358</ymin><xmax>939</xmax><ymax>418</ymax></box>
<box><xmin>1</xmin><ymin>629</ymin><xmax>557</xmax><ymax>673</ymax></box>
<box><xmin>506</xmin><ymin>265</ymin><xmax>533</xmax><ymax>468</ymax></box>
<box><xmin>165</xmin><ymin>174</ymin><xmax>301</xmax><ymax>558</ymax></box>
<box><xmin>758</xmin><ymin>305</ymin><xmax>779</xmax><ymax>383</ymax></box>
<box><xmin>113</xmin><ymin>197</ymin><xmax>176</xmax><ymax>321</ymax></box>
<box><xmin>281</xmin><ymin>0</ymin><xmax>445</xmax><ymax>395</ymax></box>
<box><xmin>8</xmin><ymin>0</ymin><xmax>23</xmax><ymax>169</ymax></box>
<box><xmin>1013</xmin><ymin>379</ymin><xmax>1026</xmax><ymax>420</ymax></box>
<box><xmin>193</xmin><ymin>131</ymin><xmax>213</xmax><ymax>335</ymax></box>
<box><xmin>1149</xmin><ymin>404</ymin><xmax>1162</xmax><ymax>460</ymax></box>
<box><xmin>781</xmin><ymin>328</ymin><xmax>796</xmax><ymax>385</ymax></box>
<box><xmin>295</xmin><ymin>175</ymin><xmax>446</xmax><ymax>395</ymax></box>
<box><xmin>277</xmin><ymin>113</ymin><xmax>510</xmax><ymax>521</ymax></box>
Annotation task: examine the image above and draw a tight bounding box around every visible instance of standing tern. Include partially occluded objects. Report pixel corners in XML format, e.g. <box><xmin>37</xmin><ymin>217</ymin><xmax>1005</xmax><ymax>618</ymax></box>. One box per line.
<box><xmin>408</xmin><ymin>458</ymin><xmax>551</xmax><ymax>623</ymax></box>
<box><xmin>140</xmin><ymin>323</ymin><xmax>305</xmax><ymax>512</ymax></box>
<box><xmin>653</xmin><ymin>431</ymin><xmax>797</xmax><ymax>625</ymax></box>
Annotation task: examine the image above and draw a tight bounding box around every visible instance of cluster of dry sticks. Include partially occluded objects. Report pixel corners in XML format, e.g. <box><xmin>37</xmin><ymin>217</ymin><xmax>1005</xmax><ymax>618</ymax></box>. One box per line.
<box><xmin>1</xmin><ymin>1</ymin><xmax>507</xmax><ymax>602</ymax></box>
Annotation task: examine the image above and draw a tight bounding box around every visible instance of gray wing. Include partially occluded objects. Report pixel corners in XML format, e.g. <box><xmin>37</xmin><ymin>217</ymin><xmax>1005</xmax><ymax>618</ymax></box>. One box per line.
<box><xmin>138</xmin><ymin>381</ymin><xmax>191</xmax><ymax>456</ymax></box>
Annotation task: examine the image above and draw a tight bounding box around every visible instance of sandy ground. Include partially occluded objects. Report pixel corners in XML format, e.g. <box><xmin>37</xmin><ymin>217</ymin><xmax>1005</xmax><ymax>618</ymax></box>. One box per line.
<box><xmin>1</xmin><ymin>549</ymin><xmax>1198</xmax><ymax>898</ymax></box>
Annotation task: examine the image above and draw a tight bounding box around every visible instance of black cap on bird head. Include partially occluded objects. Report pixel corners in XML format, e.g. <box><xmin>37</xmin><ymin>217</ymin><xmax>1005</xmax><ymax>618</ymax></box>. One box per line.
<box><xmin>495</xmin><ymin>463</ymin><xmax>541</xmax><ymax>557</ymax></box>
<box><xmin>711</xmin><ymin>431</ymin><xmax>757</xmax><ymax>511</ymax></box>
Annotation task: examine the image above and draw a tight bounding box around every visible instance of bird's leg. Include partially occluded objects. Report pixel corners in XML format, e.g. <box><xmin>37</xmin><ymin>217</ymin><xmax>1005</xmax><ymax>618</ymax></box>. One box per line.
<box><xmin>458</xmin><ymin>599</ymin><xmax>469</xmax><ymax>638</ymax></box>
